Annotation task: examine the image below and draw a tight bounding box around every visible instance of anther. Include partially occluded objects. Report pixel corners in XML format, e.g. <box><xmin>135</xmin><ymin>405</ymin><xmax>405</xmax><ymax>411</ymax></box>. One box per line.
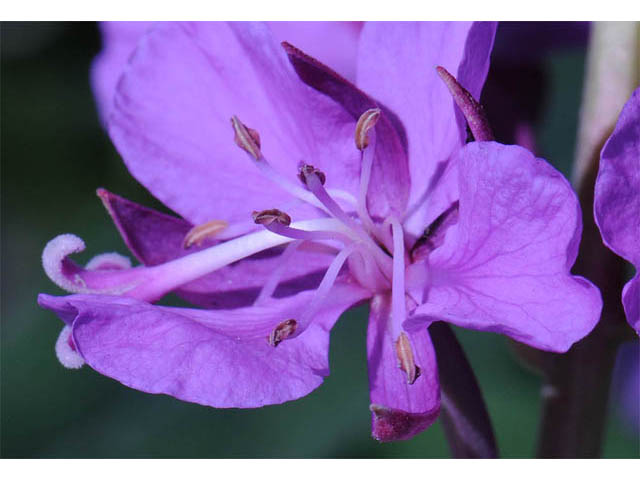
<box><xmin>267</xmin><ymin>319</ymin><xmax>298</xmax><ymax>347</ymax></box>
<box><xmin>355</xmin><ymin>108</ymin><xmax>381</xmax><ymax>150</ymax></box>
<box><xmin>183</xmin><ymin>219</ymin><xmax>229</xmax><ymax>248</ymax></box>
<box><xmin>395</xmin><ymin>332</ymin><xmax>421</xmax><ymax>385</ymax></box>
<box><xmin>252</xmin><ymin>209</ymin><xmax>292</xmax><ymax>226</ymax></box>
<box><xmin>298</xmin><ymin>164</ymin><xmax>326</xmax><ymax>186</ymax></box>
<box><xmin>231</xmin><ymin>115</ymin><xmax>262</xmax><ymax>160</ymax></box>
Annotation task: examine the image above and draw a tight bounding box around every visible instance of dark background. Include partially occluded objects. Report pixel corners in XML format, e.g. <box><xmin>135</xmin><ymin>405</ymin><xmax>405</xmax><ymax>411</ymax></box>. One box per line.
<box><xmin>1</xmin><ymin>21</ymin><xmax>638</xmax><ymax>458</ymax></box>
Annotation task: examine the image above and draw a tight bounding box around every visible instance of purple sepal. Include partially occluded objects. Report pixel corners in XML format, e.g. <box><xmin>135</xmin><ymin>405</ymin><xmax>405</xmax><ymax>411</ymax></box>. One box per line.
<box><xmin>370</xmin><ymin>403</ymin><xmax>440</xmax><ymax>443</ymax></box>
<box><xmin>436</xmin><ymin>66</ymin><xmax>494</xmax><ymax>142</ymax></box>
<box><xmin>429</xmin><ymin>322</ymin><xmax>498</xmax><ymax>458</ymax></box>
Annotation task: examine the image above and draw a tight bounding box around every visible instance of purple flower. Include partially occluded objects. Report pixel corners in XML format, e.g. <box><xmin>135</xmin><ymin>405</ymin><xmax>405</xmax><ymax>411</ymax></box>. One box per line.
<box><xmin>594</xmin><ymin>87</ymin><xmax>640</xmax><ymax>334</ymax></box>
<box><xmin>39</xmin><ymin>22</ymin><xmax>602</xmax><ymax>442</ymax></box>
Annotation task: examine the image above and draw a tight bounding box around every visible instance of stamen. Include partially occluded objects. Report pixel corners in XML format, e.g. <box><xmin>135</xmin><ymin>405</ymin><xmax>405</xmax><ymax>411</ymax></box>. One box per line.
<box><xmin>436</xmin><ymin>66</ymin><xmax>494</xmax><ymax>142</ymax></box>
<box><xmin>127</xmin><ymin>217</ymin><xmax>351</xmax><ymax>301</ymax></box>
<box><xmin>390</xmin><ymin>218</ymin><xmax>406</xmax><ymax>327</ymax></box>
<box><xmin>298</xmin><ymin>164</ymin><xmax>327</xmax><ymax>186</ymax></box>
<box><xmin>231</xmin><ymin>116</ymin><xmax>262</xmax><ymax>160</ymax></box>
<box><xmin>230</xmin><ymin>115</ymin><xmax>334</xmax><ymax>214</ymax></box>
<box><xmin>183</xmin><ymin>220</ymin><xmax>229</xmax><ymax>248</ymax></box>
<box><xmin>301</xmin><ymin>166</ymin><xmax>393</xmax><ymax>278</ymax></box>
<box><xmin>409</xmin><ymin>201</ymin><xmax>459</xmax><ymax>263</ymax></box>
<box><xmin>295</xmin><ymin>243</ymin><xmax>358</xmax><ymax>334</ymax></box>
<box><xmin>254</xmin><ymin>240</ymin><xmax>303</xmax><ymax>305</ymax></box>
<box><xmin>355</xmin><ymin>109</ymin><xmax>380</xmax><ymax>234</ymax></box>
<box><xmin>355</xmin><ymin>108</ymin><xmax>380</xmax><ymax>151</ymax></box>
<box><xmin>254</xmin><ymin>208</ymin><xmax>353</xmax><ymax>245</ymax></box>
<box><xmin>267</xmin><ymin>319</ymin><xmax>297</xmax><ymax>347</ymax></box>
<box><xmin>395</xmin><ymin>332</ymin><xmax>421</xmax><ymax>385</ymax></box>
<box><xmin>252</xmin><ymin>209</ymin><xmax>292</xmax><ymax>226</ymax></box>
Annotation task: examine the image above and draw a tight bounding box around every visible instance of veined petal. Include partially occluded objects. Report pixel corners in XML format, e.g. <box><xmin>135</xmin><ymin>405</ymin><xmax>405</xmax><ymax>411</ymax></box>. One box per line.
<box><xmin>357</xmin><ymin>22</ymin><xmax>496</xmax><ymax>235</ymax></box>
<box><xmin>99</xmin><ymin>189</ymin><xmax>335</xmax><ymax>308</ymax></box>
<box><xmin>38</xmin><ymin>282</ymin><xmax>369</xmax><ymax>408</ymax></box>
<box><xmin>411</xmin><ymin>142</ymin><xmax>602</xmax><ymax>352</ymax></box>
<box><xmin>594</xmin><ymin>88</ymin><xmax>640</xmax><ymax>332</ymax></box>
<box><xmin>91</xmin><ymin>22</ymin><xmax>362</xmax><ymax>124</ymax></box>
<box><xmin>367</xmin><ymin>294</ymin><xmax>440</xmax><ymax>442</ymax></box>
<box><xmin>109</xmin><ymin>22</ymin><xmax>361</xmax><ymax>226</ymax></box>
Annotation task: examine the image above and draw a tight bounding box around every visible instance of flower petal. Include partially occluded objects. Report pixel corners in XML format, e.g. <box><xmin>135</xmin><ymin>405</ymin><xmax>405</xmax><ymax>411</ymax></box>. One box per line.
<box><xmin>38</xmin><ymin>282</ymin><xmax>369</xmax><ymax>408</ymax></box>
<box><xmin>367</xmin><ymin>294</ymin><xmax>440</xmax><ymax>442</ymax></box>
<box><xmin>594</xmin><ymin>88</ymin><xmax>640</xmax><ymax>332</ymax></box>
<box><xmin>411</xmin><ymin>142</ymin><xmax>602</xmax><ymax>352</ymax></box>
<box><xmin>90</xmin><ymin>21</ymin><xmax>154</xmax><ymax>123</ymax></box>
<box><xmin>109</xmin><ymin>21</ymin><xmax>361</xmax><ymax>225</ymax></box>
<box><xmin>283</xmin><ymin>41</ymin><xmax>411</xmax><ymax>219</ymax></box>
<box><xmin>99</xmin><ymin>189</ymin><xmax>336</xmax><ymax>308</ymax></box>
<box><xmin>357</xmin><ymin>22</ymin><xmax>496</xmax><ymax>227</ymax></box>
<box><xmin>269</xmin><ymin>22</ymin><xmax>362</xmax><ymax>81</ymax></box>
<box><xmin>623</xmin><ymin>275</ymin><xmax>639</xmax><ymax>333</ymax></box>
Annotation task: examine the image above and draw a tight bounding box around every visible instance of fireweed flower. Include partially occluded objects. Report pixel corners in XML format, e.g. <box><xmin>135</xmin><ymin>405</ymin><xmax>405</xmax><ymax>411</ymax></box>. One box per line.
<box><xmin>594</xmin><ymin>87</ymin><xmax>640</xmax><ymax>334</ymax></box>
<box><xmin>39</xmin><ymin>22</ymin><xmax>602</xmax><ymax>441</ymax></box>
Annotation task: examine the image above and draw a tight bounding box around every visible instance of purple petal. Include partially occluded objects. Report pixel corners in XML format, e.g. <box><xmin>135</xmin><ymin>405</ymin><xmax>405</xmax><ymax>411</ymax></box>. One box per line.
<box><xmin>269</xmin><ymin>22</ymin><xmax>362</xmax><ymax>81</ymax></box>
<box><xmin>357</xmin><ymin>22</ymin><xmax>496</xmax><ymax>230</ymax></box>
<box><xmin>623</xmin><ymin>276</ymin><xmax>639</xmax><ymax>333</ymax></box>
<box><xmin>367</xmin><ymin>294</ymin><xmax>440</xmax><ymax>442</ymax></box>
<box><xmin>411</xmin><ymin>142</ymin><xmax>602</xmax><ymax>352</ymax></box>
<box><xmin>38</xmin><ymin>282</ymin><xmax>369</xmax><ymax>408</ymax></box>
<box><xmin>90</xmin><ymin>21</ymin><xmax>153</xmax><ymax>124</ymax></box>
<box><xmin>594</xmin><ymin>88</ymin><xmax>640</xmax><ymax>332</ymax></box>
<box><xmin>109</xmin><ymin>22</ymin><xmax>361</xmax><ymax>226</ymax></box>
<box><xmin>282</xmin><ymin>41</ymin><xmax>411</xmax><ymax>219</ymax></box>
<box><xmin>98</xmin><ymin>189</ymin><xmax>335</xmax><ymax>308</ymax></box>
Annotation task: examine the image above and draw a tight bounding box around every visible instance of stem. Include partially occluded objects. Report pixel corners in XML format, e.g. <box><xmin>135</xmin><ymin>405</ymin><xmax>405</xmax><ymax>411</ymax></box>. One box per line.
<box><xmin>535</xmin><ymin>21</ymin><xmax>639</xmax><ymax>458</ymax></box>
<box><xmin>535</xmin><ymin>123</ymin><xmax>633</xmax><ymax>459</ymax></box>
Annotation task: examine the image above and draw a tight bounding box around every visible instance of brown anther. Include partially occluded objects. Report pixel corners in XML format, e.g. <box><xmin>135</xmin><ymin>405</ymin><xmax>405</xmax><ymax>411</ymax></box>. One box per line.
<box><xmin>231</xmin><ymin>115</ymin><xmax>262</xmax><ymax>160</ymax></box>
<box><xmin>297</xmin><ymin>164</ymin><xmax>326</xmax><ymax>186</ymax></box>
<box><xmin>355</xmin><ymin>108</ymin><xmax>381</xmax><ymax>150</ymax></box>
<box><xmin>182</xmin><ymin>219</ymin><xmax>229</xmax><ymax>249</ymax></box>
<box><xmin>395</xmin><ymin>332</ymin><xmax>421</xmax><ymax>385</ymax></box>
<box><xmin>267</xmin><ymin>319</ymin><xmax>297</xmax><ymax>347</ymax></box>
<box><xmin>252</xmin><ymin>209</ymin><xmax>292</xmax><ymax>226</ymax></box>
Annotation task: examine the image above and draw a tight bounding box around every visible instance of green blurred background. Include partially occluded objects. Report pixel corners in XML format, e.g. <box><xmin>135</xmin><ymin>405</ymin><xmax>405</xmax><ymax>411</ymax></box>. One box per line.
<box><xmin>1</xmin><ymin>21</ymin><xmax>638</xmax><ymax>458</ymax></box>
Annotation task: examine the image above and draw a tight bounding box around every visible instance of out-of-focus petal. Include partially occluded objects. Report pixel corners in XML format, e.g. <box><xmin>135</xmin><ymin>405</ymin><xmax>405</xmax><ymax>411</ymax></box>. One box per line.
<box><xmin>357</xmin><ymin>22</ymin><xmax>496</xmax><ymax>235</ymax></box>
<box><xmin>367</xmin><ymin>294</ymin><xmax>440</xmax><ymax>442</ymax></box>
<box><xmin>90</xmin><ymin>21</ymin><xmax>153</xmax><ymax>123</ymax></box>
<box><xmin>38</xmin><ymin>282</ymin><xmax>369</xmax><ymax>408</ymax></box>
<box><xmin>269</xmin><ymin>22</ymin><xmax>362</xmax><ymax>81</ymax></box>
<box><xmin>410</xmin><ymin>142</ymin><xmax>602</xmax><ymax>352</ymax></box>
<box><xmin>623</xmin><ymin>275</ymin><xmax>639</xmax><ymax>333</ymax></box>
<box><xmin>594</xmin><ymin>88</ymin><xmax>640</xmax><ymax>332</ymax></box>
<box><xmin>98</xmin><ymin>189</ymin><xmax>335</xmax><ymax>308</ymax></box>
<box><xmin>109</xmin><ymin>22</ymin><xmax>361</xmax><ymax>225</ymax></box>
